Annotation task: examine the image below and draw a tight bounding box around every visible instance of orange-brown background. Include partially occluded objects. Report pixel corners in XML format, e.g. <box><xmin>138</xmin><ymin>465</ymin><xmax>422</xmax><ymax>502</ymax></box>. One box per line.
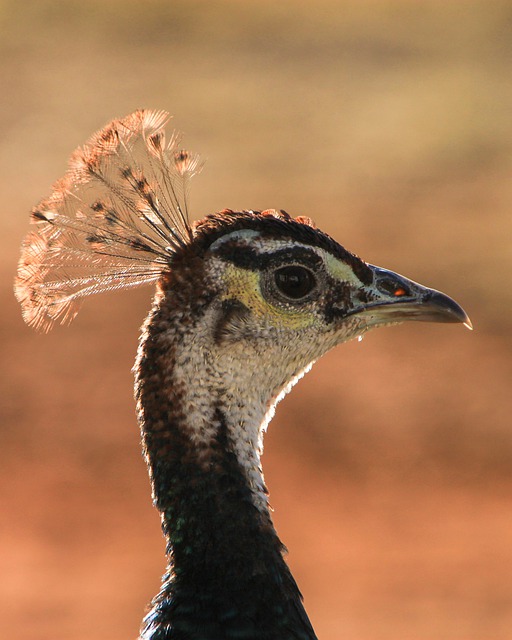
<box><xmin>1</xmin><ymin>2</ymin><xmax>511</xmax><ymax>639</ymax></box>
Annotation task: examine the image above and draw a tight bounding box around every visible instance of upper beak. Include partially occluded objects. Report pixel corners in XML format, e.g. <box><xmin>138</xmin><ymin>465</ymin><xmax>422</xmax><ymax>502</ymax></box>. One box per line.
<box><xmin>354</xmin><ymin>266</ymin><xmax>472</xmax><ymax>330</ymax></box>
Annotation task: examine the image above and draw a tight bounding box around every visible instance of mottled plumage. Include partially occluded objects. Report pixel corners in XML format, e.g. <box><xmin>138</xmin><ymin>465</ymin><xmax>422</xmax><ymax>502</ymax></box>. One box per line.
<box><xmin>15</xmin><ymin>110</ymin><xmax>471</xmax><ymax>640</ymax></box>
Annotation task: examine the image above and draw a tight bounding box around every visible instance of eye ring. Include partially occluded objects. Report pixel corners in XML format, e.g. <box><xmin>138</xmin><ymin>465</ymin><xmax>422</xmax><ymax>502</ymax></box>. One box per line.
<box><xmin>273</xmin><ymin>265</ymin><xmax>317</xmax><ymax>300</ymax></box>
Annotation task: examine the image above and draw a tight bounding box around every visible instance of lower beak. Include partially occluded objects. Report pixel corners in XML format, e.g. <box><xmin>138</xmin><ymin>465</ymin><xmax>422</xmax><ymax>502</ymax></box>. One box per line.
<box><xmin>363</xmin><ymin>288</ymin><xmax>472</xmax><ymax>329</ymax></box>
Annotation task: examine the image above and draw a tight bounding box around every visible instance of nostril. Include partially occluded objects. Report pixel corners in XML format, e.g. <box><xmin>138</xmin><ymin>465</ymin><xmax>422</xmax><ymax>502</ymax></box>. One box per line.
<box><xmin>377</xmin><ymin>277</ymin><xmax>410</xmax><ymax>298</ymax></box>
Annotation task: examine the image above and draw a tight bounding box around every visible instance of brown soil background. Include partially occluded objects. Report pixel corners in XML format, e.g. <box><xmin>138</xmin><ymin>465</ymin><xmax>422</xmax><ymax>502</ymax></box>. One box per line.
<box><xmin>1</xmin><ymin>2</ymin><xmax>512</xmax><ymax>639</ymax></box>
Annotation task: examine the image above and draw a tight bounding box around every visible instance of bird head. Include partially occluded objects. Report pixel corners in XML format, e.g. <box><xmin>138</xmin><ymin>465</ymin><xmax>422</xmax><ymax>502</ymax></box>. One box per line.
<box><xmin>157</xmin><ymin>208</ymin><xmax>472</xmax><ymax>401</ymax></box>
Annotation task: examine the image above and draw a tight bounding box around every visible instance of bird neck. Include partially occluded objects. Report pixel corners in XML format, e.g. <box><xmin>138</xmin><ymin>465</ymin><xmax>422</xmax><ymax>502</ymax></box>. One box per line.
<box><xmin>134</xmin><ymin>283</ymin><xmax>317</xmax><ymax>640</ymax></box>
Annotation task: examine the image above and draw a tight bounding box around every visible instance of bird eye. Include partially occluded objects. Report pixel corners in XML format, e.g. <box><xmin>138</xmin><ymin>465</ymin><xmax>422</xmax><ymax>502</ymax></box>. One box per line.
<box><xmin>273</xmin><ymin>266</ymin><xmax>316</xmax><ymax>299</ymax></box>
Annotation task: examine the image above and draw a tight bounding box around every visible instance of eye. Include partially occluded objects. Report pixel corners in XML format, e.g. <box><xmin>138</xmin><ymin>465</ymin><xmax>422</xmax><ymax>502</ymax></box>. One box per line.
<box><xmin>273</xmin><ymin>265</ymin><xmax>317</xmax><ymax>299</ymax></box>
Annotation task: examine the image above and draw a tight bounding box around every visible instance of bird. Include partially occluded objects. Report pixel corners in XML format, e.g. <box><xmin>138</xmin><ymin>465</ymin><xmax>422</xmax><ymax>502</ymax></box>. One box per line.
<box><xmin>15</xmin><ymin>110</ymin><xmax>471</xmax><ymax>640</ymax></box>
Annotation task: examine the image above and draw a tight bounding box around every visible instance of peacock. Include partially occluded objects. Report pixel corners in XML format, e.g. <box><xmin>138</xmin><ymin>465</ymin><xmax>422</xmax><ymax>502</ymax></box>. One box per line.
<box><xmin>15</xmin><ymin>110</ymin><xmax>471</xmax><ymax>640</ymax></box>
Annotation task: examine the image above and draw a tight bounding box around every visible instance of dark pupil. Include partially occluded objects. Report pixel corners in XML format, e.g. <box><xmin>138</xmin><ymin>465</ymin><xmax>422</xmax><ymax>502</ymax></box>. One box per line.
<box><xmin>274</xmin><ymin>266</ymin><xmax>316</xmax><ymax>299</ymax></box>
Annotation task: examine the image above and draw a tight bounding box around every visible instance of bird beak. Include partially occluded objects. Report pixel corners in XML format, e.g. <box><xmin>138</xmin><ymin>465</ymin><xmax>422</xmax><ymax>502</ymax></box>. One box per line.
<box><xmin>353</xmin><ymin>266</ymin><xmax>473</xmax><ymax>330</ymax></box>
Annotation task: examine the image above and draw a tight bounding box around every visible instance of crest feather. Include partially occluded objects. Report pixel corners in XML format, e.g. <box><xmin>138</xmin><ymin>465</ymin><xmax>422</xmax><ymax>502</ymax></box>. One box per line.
<box><xmin>15</xmin><ymin>109</ymin><xmax>201</xmax><ymax>332</ymax></box>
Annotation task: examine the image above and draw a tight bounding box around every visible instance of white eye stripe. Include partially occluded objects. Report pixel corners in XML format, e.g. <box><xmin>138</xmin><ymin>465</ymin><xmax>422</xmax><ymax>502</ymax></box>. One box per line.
<box><xmin>320</xmin><ymin>250</ymin><xmax>364</xmax><ymax>286</ymax></box>
<box><xmin>208</xmin><ymin>229</ymin><xmax>261</xmax><ymax>250</ymax></box>
<box><xmin>211</xmin><ymin>233</ymin><xmax>318</xmax><ymax>259</ymax></box>
<box><xmin>210</xmin><ymin>232</ymin><xmax>364</xmax><ymax>288</ymax></box>
<box><xmin>210</xmin><ymin>230</ymin><xmax>324</xmax><ymax>256</ymax></box>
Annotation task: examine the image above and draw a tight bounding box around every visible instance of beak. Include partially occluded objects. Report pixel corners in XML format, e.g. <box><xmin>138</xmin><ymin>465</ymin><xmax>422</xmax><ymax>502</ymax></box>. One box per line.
<box><xmin>353</xmin><ymin>266</ymin><xmax>472</xmax><ymax>330</ymax></box>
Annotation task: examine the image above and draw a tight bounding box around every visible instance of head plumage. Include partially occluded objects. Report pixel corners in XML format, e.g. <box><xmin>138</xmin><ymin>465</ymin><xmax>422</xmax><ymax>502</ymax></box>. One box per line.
<box><xmin>15</xmin><ymin>110</ymin><xmax>202</xmax><ymax>331</ymax></box>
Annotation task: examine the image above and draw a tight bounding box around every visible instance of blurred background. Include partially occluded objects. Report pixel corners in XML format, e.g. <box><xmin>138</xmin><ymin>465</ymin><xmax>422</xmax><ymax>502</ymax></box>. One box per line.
<box><xmin>1</xmin><ymin>1</ymin><xmax>511</xmax><ymax>639</ymax></box>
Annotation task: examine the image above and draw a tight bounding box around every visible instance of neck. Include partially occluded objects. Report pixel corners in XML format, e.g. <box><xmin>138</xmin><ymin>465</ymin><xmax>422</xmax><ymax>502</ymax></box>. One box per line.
<box><xmin>134</xmin><ymin>284</ymin><xmax>317</xmax><ymax>640</ymax></box>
